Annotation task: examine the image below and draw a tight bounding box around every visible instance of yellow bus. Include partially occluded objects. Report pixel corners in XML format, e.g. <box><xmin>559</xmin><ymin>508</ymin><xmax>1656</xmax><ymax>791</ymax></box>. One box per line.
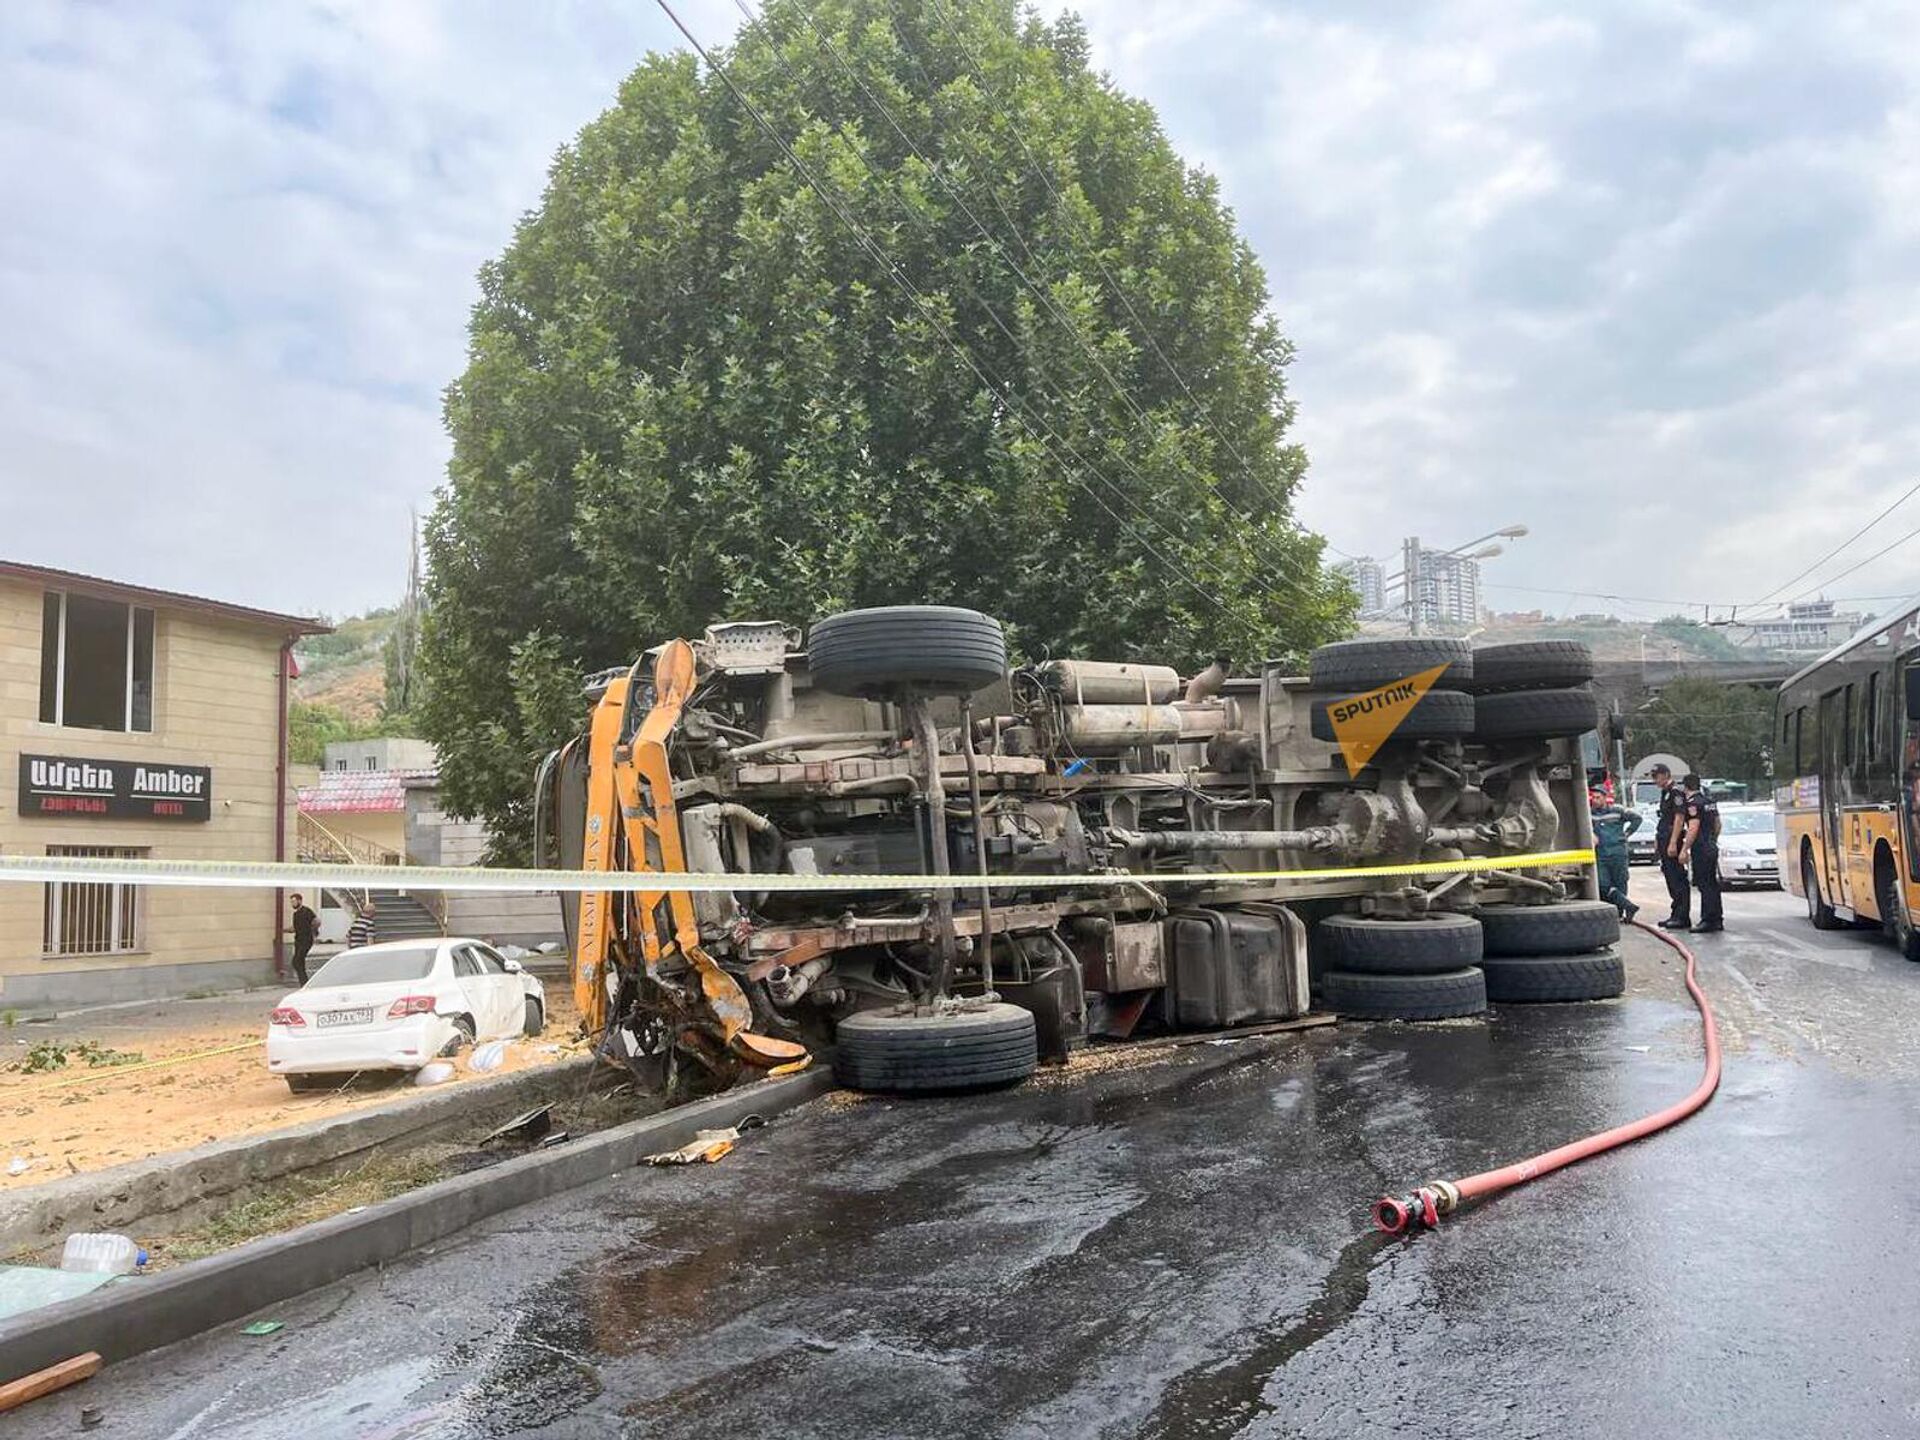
<box><xmin>1776</xmin><ymin>599</ymin><xmax>1920</xmax><ymax>957</ymax></box>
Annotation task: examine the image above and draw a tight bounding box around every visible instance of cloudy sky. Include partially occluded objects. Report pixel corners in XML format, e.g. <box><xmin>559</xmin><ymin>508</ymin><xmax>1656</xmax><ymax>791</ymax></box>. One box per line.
<box><xmin>5</xmin><ymin>0</ymin><xmax>1919</xmax><ymax>626</ymax></box>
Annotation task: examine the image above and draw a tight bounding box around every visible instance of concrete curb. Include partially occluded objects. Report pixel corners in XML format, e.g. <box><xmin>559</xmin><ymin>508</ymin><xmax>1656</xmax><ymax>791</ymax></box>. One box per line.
<box><xmin>0</xmin><ymin>1067</ymin><xmax>834</xmax><ymax>1381</ymax></box>
<box><xmin>0</xmin><ymin>1055</ymin><xmax>602</xmax><ymax>1257</ymax></box>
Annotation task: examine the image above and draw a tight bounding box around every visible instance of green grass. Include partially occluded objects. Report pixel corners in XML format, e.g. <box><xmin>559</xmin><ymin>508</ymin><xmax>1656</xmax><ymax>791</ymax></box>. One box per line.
<box><xmin>149</xmin><ymin>1153</ymin><xmax>449</xmax><ymax>1266</ymax></box>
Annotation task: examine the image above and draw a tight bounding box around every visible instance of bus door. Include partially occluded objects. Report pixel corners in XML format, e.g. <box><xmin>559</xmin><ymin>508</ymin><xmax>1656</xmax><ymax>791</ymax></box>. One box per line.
<box><xmin>1818</xmin><ymin>687</ymin><xmax>1849</xmax><ymax>906</ymax></box>
<box><xmin>1902</xmin><ymin>655</ymin><xmax>1920</xmax><ymax>884</ymax></box>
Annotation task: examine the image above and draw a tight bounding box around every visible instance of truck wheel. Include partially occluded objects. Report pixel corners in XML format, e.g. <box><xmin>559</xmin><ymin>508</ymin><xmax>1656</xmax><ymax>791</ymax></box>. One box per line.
<box><xmin>1465</xmin><ymin>640</ymin><xmax>1594</xmax><ymax>694</ymax></box>
<box><xmin>1477</xmin><ymin>900</ymin><xmax>1619</xmax><ymax>956</ymax></box>
<box><xmin>1471</xmin><ymin>687</ymin><xmax>1599</xmax><ymax>740</ymax></box>
<box><xmin>807</xmin><ymin>606</ymin><xmax>1007</xmax><ymax>699</ymax></box>
<box><xmin>833</xmin><ymin>1002</ymin><xmax>1037</xmax><ymax>1093</ymax></box>
<box><xmin>1308</xmin><ymin>689</ymin><xmax>1474</xmax><ymax>743</ymax></box>
<box><xmin>1318</xmin><ymin>968</ymin><xmax>1486</xmax><ymax>1020</ymax></box>
<box><xmin>1314</xmin><ymin>912</ymin><xmax>1482</xmax><ymax>975</ymax></box>
<box><xmin>1481</xmin><ymin>951</ymin><xmax>1625</xmax><ymax>1002</ymax></box>
<box><xmin>1308</xmin><ymin>637</ymin><xmax>1472</xmax><ymax>692</ymax></box>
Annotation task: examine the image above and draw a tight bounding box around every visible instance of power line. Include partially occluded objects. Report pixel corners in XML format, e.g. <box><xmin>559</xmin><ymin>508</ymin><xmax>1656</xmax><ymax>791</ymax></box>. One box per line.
<box><xmin>649</xmin><ymin>0</ymin><xmax>1238</xmax><ymax>622</ymax></box>
<box><xmin>1750</xmin><ymin>477</ymin><xmax>1920</xmax><ymax>606</ymax></box>
<box><xmin>1787</xmin><ymin>517</ymin><xmax>1920</xmax><ymax>604</ymax></box>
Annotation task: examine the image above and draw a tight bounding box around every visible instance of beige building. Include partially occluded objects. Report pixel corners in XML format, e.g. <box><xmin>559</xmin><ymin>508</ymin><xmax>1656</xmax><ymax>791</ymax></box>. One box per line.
<box><xmin>0</xmin><ymin>560</ymin><xmax>325</xmax><ymax>1008</ymax></box>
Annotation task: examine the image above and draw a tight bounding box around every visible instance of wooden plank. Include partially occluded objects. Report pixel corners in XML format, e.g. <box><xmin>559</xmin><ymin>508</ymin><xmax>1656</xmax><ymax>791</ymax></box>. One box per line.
<box><xmin>0</xmin><ymin>1351</ymin><xmax>101</xmax><ymax>1414</ymax></box>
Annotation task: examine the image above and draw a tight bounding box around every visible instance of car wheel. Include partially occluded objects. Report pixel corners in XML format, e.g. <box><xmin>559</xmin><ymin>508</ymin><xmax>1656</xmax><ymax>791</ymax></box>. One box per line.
<box><xmin>833</xmin><ymin>1002</ymin><xmax>1037</xmax><ymax>1093</ymax></box>
<box><xmin>439</xmin><ymin>1014</ymin><xmax>476</xmax><ymax>1058</ymax></box>
<box><xmin>1481</xmin><ymin>951</ymin><xmax>1625</xmax><ymax>1002</ymax></box>
<box><xmin>1477</xmin><ymin>900</ymin><xmax>1620</xmax><ymax>956</ymax></box>
<box><xmin>807</xmin><ymin>606</ymin><xmax>1007</xmax><ymax>700</ymax></box>
<box><xmin>1313</xmin><ymin>912</ymin><xmax>1483</xmax><ymax>975</ymax></box>
<box><xmin>523</xmin><ymin>997</ymin><xmax>545</xmax><ymax>1037</ymax></box>
<box><xmin>1317</xmin><ymin>967</ymin><xmax>1487</xmax><ymax>1020</ymax></box>
<box><xmin>1803</xmin><ymin>849</ymin><xmax>1843</xmax><ymax>930</ymax></box>
<box><xmin>1308</xmin><ymin>637</ymin><xmax>1473</xmax><ymax>692</ymax></box>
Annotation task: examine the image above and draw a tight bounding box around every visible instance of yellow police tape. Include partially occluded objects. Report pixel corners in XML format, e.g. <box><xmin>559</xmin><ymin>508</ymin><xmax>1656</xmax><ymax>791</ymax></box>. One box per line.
<box><xmin>0</xmin><ymin>849</ymin><xmax>1596</xmax><ymax>895</ymax></box>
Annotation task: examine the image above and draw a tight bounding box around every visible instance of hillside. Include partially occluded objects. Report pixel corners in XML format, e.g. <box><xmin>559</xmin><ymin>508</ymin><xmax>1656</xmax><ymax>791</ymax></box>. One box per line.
<box><xmin>295</xmin><ymin>607</ymin><xmax>398</xmax><ymax>723</ymax></box>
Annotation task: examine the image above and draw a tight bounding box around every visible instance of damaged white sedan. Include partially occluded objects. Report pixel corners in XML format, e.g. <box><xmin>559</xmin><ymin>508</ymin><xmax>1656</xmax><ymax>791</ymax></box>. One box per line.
<box><xmin>267</xmin><ymin>938</ymin><xmax>546</xmax><ymax>1091</ymax></box>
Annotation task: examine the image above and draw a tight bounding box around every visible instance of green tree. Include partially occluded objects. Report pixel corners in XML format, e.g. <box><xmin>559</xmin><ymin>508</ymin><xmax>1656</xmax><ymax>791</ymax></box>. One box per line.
<box><xmin>1626</xmin><ymin>678</ymin><xmax>1776</xmax><ymax>792</ymax></box>
<box><xmin>421</xmin><ymin>0</ymin><xmax>1352</xmax><ymax>854</ymax></box>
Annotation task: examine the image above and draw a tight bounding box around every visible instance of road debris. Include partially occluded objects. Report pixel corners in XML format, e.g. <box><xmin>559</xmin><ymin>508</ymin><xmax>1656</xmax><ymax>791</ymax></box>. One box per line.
<box><xmin>645</xmin><ymin>1114</ymin><xmax>765</xmax><ymax>1166</ymax></box>
<box><xmin>0</xmin><ymin>1352</ymin><xmax>100</xmax><ymax>1415</ymax></box>
<box><xmin>239</xmin><ymin>1321</ymin><xmax>284</xmax><ymax>1336</ymax></box>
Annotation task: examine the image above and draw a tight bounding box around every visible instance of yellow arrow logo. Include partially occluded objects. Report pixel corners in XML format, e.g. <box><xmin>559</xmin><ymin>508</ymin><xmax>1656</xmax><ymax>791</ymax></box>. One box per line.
<box><xmin>1325</xmin><ymin>664</ymin><xmax>1453</xmax><ymax>777</ymax></box>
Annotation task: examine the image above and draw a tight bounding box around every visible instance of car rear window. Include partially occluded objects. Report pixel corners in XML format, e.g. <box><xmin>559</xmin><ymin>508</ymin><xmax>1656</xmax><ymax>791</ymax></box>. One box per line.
<box><xmin>309</xmin><ymin>946</ymin><xmax>438</xmax><ymax>986</ymax></box>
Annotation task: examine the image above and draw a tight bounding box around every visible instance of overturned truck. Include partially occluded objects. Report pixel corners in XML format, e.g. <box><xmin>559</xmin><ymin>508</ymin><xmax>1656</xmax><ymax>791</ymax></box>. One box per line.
<box><xmin>538</xmin><ymin>608</ymin><xmax>1616</xmax><ymax>1094</ymax></box>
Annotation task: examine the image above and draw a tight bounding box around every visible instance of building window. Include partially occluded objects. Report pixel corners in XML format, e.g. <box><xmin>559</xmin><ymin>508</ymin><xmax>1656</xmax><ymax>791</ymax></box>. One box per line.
<box><xmin>38</xmin><ymin>592</ymin><xmax>154</xmax><ymax>733</ymax></box>
<box><xmin>365</xmin><ymin>758</ymin><xmax>377</xmax><ymax>770</ymax></box>
<box><xmin>42</xmin><ymin>846</ymin><xmax>146</xmax><ymax>957</ymax></box>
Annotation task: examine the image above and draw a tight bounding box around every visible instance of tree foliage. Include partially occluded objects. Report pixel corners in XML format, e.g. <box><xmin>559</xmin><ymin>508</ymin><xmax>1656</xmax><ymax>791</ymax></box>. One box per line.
<box><xmin>1626</xmin><ymin>678</ymin><xmax>1775</xmax><ymax>792</ymax></box>
<box><xmin>421</xmin><ymin>0</ymin><xmax>1353</xmax><ymax>852</ymax></box>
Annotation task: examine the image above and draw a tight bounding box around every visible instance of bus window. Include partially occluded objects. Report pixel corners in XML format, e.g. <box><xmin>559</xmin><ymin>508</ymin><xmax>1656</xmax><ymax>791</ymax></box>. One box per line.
<box><xmin>1844</xmin><ymin>685</ymin><xmax>1855</xmax><ymax>768</ymax></box>
<box><xmin>1866</xmin><ymin>671</ymin><xmax>1881</xmax><ymax>761</ymax></box>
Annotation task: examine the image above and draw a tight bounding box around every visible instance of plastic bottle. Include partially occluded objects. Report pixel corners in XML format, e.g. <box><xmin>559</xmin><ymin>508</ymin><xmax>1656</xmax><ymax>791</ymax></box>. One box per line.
<box><xmin>60</xmin><ymin>1232</ymin><xmax>145</xmax><ymax>1275</ymax></box>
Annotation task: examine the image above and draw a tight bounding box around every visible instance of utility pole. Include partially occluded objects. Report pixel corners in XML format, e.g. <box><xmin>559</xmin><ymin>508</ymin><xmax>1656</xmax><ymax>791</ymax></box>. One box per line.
<box><xmin>1404</xmin><ymin>535</ymin><xmax>1423</xmax><ymax>636</ymax></box>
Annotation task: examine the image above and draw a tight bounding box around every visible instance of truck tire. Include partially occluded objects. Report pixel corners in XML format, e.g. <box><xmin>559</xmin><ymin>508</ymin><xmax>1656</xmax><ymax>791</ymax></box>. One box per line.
<box><xmin>833</xmin><ymin>1002</ymin><xmax>1037</xmax><ymax>1092</ymax></box>
<box><xmin>807</xmin><ymin>606</ymin><xmax>1007</xmax><ymax>699</ymax></box>
<box><xmin>1314</xmin><ymin>912</ymin><xmax>1483</xmax><ymax>975</ymax></box>
<box><xmin>1308</xmin><ymin>637</ymin><xmax>1473</xmax><ymax>692</ymax></box>
<box><xmin>1471</xmin><ymin>686</ymin><xmax>1599</xmax><ymax>740</ymax></box>
<box><xmin>1478</xmin><ymin>900</ymin><xmax>1619</xmax><ymax>956</ymax></box>
<box><xmin>1318</xmin><ymin>967</ymin><xmax>1487</xmax><ymax>1020</ymax></box>
<box><xmin>1481</xmin><ymin>951</ymin><xmax>1626</xmax><ymax>1002</ymax></box>
<box><xmin>1466</xmin><ymin>640</ymin><xmax>1594</xmax><ymax>694</ymax></box>
<box><xmin>1308</xmin><ymin>688</ymin><xmax>1474</xmax><ymax>743</ymax></box>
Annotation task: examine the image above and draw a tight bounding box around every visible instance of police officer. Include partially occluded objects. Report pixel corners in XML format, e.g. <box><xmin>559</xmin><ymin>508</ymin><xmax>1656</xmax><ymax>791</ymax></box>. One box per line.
<box><xmin>1652</xmin><ymin>763</ymin><xmax>1691</xmax><ymax>930</ymax></box>
<box><xmin>1678</xmin><ymin>772</ymin><xmax>1724</xmax><ymax>934</ymax></box>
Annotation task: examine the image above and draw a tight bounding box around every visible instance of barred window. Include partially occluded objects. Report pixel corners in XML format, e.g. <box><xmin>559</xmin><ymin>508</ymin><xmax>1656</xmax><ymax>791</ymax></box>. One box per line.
<box><xmin>43</xmin><ymin>845</ymin><xmax>146</xmax><ymax>957</ymax></box>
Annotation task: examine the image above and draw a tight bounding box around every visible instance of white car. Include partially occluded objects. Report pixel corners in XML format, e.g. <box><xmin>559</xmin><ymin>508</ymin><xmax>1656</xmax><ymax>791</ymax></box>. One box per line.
<box><xmin>1716</xmin><ymin>804</ymin><xmax>1781</xmax><ymax>889</ymax></box>
<box><xmin>267</xmin><ymin>938</ymin><xmax>547</xmax><ymax>1091</ymax></box>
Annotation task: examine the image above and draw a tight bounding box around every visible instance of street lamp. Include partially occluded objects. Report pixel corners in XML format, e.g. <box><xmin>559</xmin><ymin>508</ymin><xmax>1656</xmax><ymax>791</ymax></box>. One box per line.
<box><xmin>1389</xmin><ymin>526</ymin><xmax>1527</xmax><ymax>635</ymax></box>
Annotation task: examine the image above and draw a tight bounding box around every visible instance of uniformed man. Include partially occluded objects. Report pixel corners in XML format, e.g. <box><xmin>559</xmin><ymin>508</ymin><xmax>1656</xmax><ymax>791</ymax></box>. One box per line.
<box><xmin>1652</xmin><ymin>763</ymin><xmax>1691</xmax><ymax>930</ymax></box>
<box><xmin>1678</xmin><ymin>772</ymin><xmax>1724</xmax><ymax>934</ymax></box>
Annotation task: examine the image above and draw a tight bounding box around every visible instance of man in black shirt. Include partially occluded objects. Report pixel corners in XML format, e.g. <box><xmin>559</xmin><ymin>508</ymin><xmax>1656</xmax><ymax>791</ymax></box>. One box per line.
<box><xmin>1678</xmin><ymin>774</ymin><xmax>1724</xmax><ymax>933</ymax></box>
<box><xmin>1652</xmin><ymin>763</ymin><xmax>1691</xmax><ymax>929</ymax></box>
<box><xmin>288</xmin><ymin>893</ymin><xmax>318</xmax><ymax>986</ymax></box>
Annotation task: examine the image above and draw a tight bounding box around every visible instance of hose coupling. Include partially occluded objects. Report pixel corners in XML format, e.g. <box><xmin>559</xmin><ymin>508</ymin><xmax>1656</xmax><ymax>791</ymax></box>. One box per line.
<box><xmin>1371</xmin><ymin>1180</ymin><xmax>1460</xmax><ymax>1236</ymax></box>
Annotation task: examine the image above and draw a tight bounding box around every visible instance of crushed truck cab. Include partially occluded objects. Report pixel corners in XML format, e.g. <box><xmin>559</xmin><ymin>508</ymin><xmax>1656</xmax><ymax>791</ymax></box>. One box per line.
<box><xmin>538</xmin><ymin>610</ymin><xmax>1601</xmax><ymax>1094</ymax></box>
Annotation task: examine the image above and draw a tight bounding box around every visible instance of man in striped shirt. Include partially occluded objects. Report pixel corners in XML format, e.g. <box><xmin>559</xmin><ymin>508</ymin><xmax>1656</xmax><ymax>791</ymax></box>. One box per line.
<box><xmin>347</xmin><ymin>900</ymin><xmax>377</xmax><ymax>948</ymax></box>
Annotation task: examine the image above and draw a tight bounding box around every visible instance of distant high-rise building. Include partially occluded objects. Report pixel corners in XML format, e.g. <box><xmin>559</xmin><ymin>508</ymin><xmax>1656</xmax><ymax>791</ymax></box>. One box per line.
<box><xmin>1333</xmin><ymin>556</ymin><xmax>1388</xmax><ymax>617</ymax></box>
<box><xmin>1410</xmin><ymin>548</ymin><xmax>1483</xmax><ymax>627</ymax></box>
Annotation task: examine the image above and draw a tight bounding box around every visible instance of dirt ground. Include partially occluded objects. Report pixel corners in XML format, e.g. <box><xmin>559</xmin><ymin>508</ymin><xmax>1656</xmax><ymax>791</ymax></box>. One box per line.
<box><xmin>0</xmin><ymin>980</ymin><xmax>585</xmax><ymax>1187</ymax></box>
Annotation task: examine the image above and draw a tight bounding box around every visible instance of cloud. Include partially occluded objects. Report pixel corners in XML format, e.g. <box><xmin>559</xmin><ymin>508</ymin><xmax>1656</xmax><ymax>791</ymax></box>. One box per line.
<box><xmin>6</xmin><ymin>0</ymin><xmax>1920</xmax><ymax>627</ymax></box>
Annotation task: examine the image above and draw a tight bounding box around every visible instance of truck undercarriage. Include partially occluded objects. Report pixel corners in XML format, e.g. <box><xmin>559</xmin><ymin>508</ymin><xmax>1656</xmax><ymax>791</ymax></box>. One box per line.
<box><xmin>539</xmin><ymin>609</ymin><xmax>1603</xmax><ymax>1094</ymax></box>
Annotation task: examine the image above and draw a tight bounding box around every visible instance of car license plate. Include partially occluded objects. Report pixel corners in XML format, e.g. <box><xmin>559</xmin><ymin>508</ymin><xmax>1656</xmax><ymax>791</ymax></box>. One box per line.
<box><xmin>318</xmin><ymin>1006</ymin><xmax>375</xmax><ymax>1028</ymax></box>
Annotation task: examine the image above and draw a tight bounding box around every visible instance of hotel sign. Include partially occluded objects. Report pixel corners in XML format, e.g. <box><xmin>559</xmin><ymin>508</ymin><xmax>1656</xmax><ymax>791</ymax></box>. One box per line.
<box><xmin>18</xmin><ymin>754</ymin><xmax>213</xmax><ymax>822</ymax></box>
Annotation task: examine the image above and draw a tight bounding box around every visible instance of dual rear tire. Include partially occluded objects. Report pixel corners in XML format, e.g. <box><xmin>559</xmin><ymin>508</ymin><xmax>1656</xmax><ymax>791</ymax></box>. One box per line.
<box><xmin>1314</xmin><ymin>912</ymin><xmax>1488</xmax><ymax>1019</ymax></box>
<box><xmin>1476</xmin><ymin>900</ymin><xmax>1624</xmax><ymax>1001</ymax></box>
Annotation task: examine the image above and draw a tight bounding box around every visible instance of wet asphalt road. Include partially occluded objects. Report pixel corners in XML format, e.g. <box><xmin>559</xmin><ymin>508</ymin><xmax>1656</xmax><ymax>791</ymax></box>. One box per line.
<box><xmin>26</xmin><ymin>873</ymin><xmax>1920</xmax><ymax>1439</ymax></box>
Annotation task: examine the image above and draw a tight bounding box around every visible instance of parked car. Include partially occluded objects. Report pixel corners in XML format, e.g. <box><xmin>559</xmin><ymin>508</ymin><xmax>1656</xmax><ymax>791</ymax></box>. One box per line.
<box><xmin>1716</xmin><ymin>804</ymin><xmax>1780</xmax><ymax>889</ymax></box>
<box><xmin>1627</xmin><ymin>803</ymin><xmax>1660</xmax><ymax>864</ymax></box>
<box><xmin>267</xmin><ymin>938</ymin><xmax>546</xmax><ymax>1091</ymax></box>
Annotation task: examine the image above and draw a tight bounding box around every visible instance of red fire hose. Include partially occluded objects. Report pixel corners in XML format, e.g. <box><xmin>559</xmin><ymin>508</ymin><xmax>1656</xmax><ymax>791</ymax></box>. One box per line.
<box><xmin>1372</xmin><ymin>919</ymin><xmax>1721</xmax><ymax>1236</ymax></box>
